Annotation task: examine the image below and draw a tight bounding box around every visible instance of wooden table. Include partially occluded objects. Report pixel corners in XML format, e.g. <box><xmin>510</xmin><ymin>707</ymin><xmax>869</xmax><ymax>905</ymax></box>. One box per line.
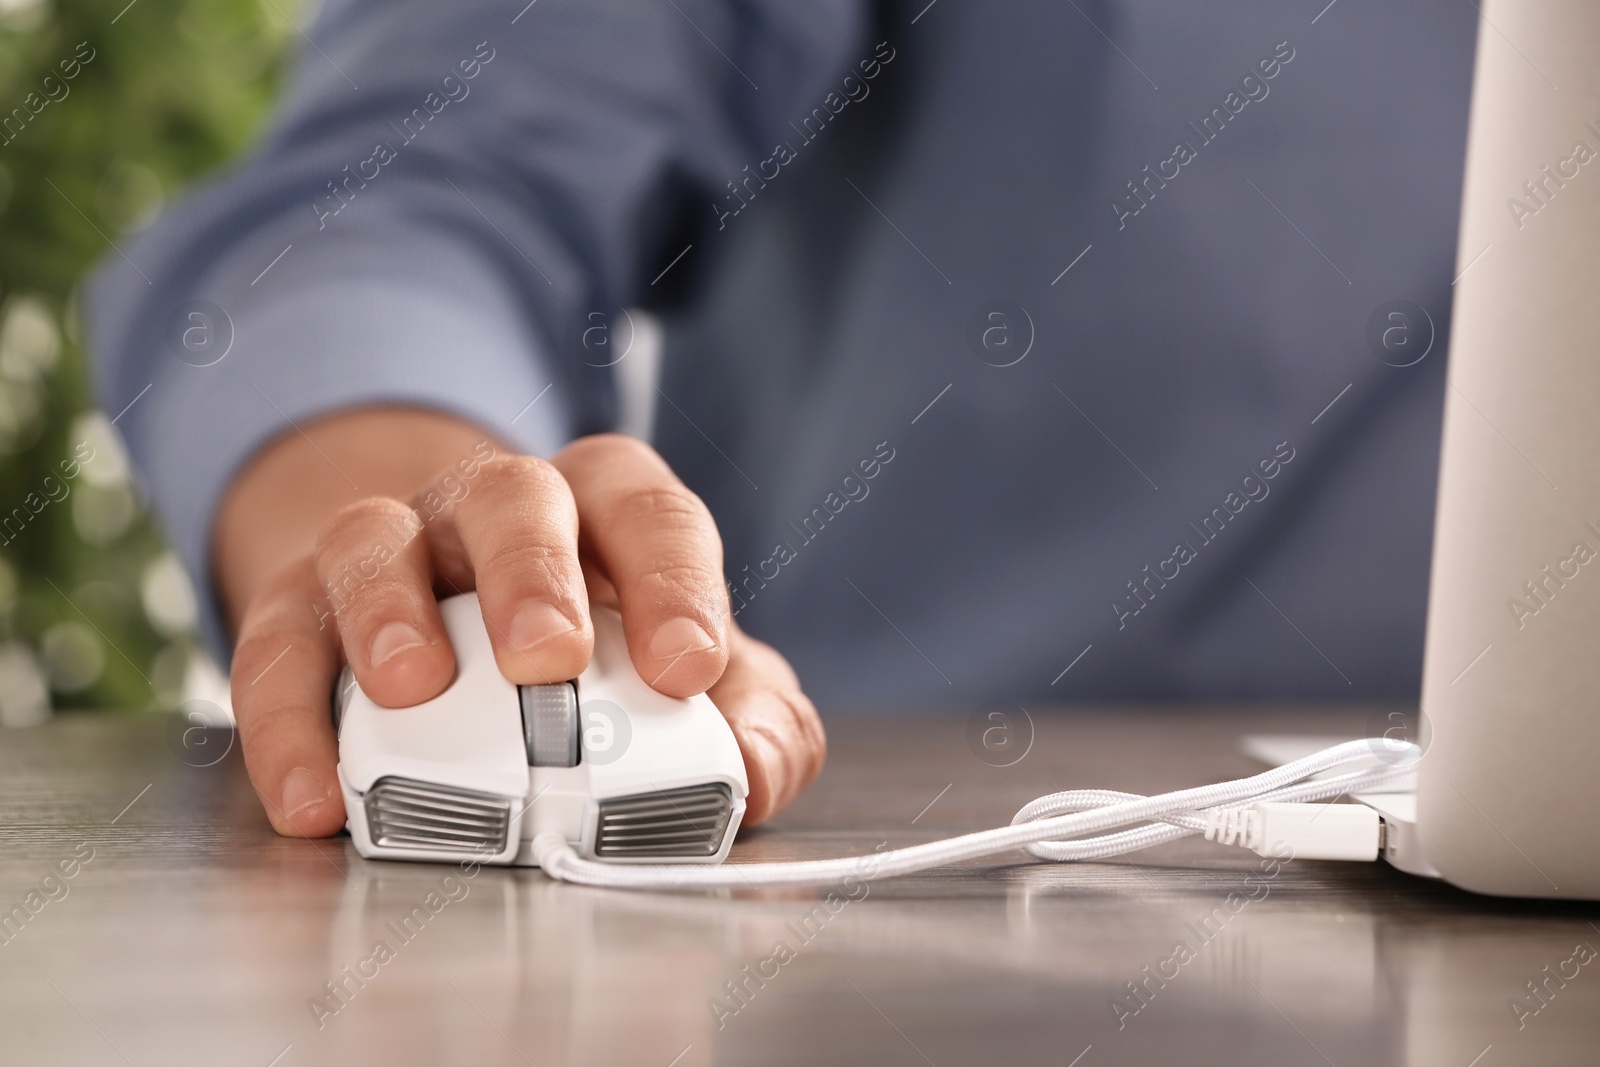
<box><xmin>2</xmin><ymin>707</ymin><xmax>1596</xmax><ymax>1066</ymax></box>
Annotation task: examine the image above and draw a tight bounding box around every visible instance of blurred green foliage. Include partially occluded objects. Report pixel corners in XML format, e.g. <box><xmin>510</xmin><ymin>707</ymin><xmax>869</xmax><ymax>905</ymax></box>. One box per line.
<box><xmin>0</xmin><ymin>0</ymin><xmax>297</xmax><ymax>717</ymax></box>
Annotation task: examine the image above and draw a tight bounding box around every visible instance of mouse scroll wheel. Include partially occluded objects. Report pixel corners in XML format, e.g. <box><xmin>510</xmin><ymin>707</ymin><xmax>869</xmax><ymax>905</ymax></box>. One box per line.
<box><xmin>519</xmin><ymin>682</ymin><xmax>580</xmax><ymax>767</ymax></box>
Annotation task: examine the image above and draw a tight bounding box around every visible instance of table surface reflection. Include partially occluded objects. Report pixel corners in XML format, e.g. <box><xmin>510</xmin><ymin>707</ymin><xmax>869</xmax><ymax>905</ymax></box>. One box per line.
<box><xmin>1</xmin><ymin>707</ymin><xmax>1597</xmax><ymax>1066</ymax></box>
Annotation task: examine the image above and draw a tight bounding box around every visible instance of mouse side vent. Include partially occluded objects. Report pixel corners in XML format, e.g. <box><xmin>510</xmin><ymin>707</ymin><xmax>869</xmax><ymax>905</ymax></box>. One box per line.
<box><xmin>365</xmin><ymin>777</ymin><xmax>511</xmax><ymax>854</ymax></box>
<box><xmin>595</xmin><ymin>783</ymin><xmax>734</xmax><ymax>858</ymax></box>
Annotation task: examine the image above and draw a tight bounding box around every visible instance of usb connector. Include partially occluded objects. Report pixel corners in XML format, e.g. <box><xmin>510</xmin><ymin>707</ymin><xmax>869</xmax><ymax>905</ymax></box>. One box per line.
<box><xmin>1203</xmin><ymin>801</ymin><xmax>1382</xmax><ymax>861</ymax></box>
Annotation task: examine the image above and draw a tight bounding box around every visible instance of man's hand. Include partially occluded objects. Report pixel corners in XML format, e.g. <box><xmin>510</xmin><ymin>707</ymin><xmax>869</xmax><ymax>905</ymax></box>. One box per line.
<box><xmin>214</xmin><ymin>407</ymin><xmax>823</xmax><ymax>838</ymax></box>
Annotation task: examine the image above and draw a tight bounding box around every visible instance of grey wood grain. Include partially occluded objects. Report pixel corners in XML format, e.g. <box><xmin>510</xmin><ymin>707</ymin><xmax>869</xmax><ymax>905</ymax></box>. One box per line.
<box><xmin>1</xmin><ymin>708</ymin><xmax>1595</xmax><ymax>1066</ymax></box>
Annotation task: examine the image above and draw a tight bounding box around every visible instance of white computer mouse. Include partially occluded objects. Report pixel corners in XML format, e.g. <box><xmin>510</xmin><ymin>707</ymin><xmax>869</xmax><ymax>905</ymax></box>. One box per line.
<box><xmin>336</xmin><ymin>592</ymin><xmax>747</xmax><ymax>866</ymax></box>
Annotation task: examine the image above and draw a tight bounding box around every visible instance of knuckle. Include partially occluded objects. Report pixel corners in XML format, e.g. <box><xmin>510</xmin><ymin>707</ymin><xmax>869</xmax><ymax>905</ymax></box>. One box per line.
<box><xmin>230</xmin><ymin>639</ymin><xmax>323</xmax><ymax>729</ymax></box>
<box><xmin>316</xmin><ymin>497</ymin><xmax>417</xmax><ymax>557</ymax></box>
<box><xmin>777</xmin><ymin>685</ymin><xmax>819</xmax><ymax>728</ymax></box>
<box><xmin>478</xmin><ymin>539</ymin><xmax>575</xmax><ymax>591</ymax></box>
<box><xmin>318</xmin><ymin>541</ymin><xmax>414</xmax><ymax>597</ymax></box>
<box><xmin>610</xmin><ymin>484</ymin><xmax>712</xmax><ymax>531</ymax></box>
<box><xmin>235</xmin><ymin>561</ymin><xmax>324</xmax><ymax>645</ymax></box>
<box><xmin>633</xmin><ymin>559</ymin><xmax>720</xmax><ymax>602</ymax></box>
<box><xmin>776</xmin><ymin>687</ymin><xmax>825</xmax><ymax>752</ymax></box>
<box><xmin>753</xmin><ymin>715</ymin><xmax>808</xmax><ymax>789</ymax></box>
<box><xmin>563</xmin><ymin>432</ymin><xmax>660</xmax><ymax>468</ymax></box>
<box><xmin>326</xmin><ymin>577</ymin><xmax>431</xmax><ymax>642</ymax></box>
<box><xmin>233</xmin><ymin>628</ymin><xmax>299</xmax><ymax>677</ymax></box>
<box><xmin>459</xmin><ymin>455</ymin><xmax>572</xmax><ymax>522</ymax></box>
<box><xmin>474</xmin><ymin>453</ymin><xmax>561</xmax><ymax>495</ymax></box>
<box><xmin>313</xmin><ymin>513</ymin><xmax>431</xmax><ymax>625</ymax></box>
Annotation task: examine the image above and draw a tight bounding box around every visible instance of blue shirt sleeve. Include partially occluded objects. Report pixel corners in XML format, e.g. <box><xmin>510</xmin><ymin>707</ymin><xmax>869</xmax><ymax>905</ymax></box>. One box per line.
<box><xmin>84</xmin><ymin>0</ymin><xmax>866</xmax><ymax>655</ymax></box>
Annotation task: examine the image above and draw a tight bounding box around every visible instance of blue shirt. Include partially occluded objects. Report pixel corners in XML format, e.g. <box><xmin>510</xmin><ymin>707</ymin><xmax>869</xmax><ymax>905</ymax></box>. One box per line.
<box><xmin>87</xmin><ymin>0</ymin><xmax>1479</xmax><ymax>708</ymax></box>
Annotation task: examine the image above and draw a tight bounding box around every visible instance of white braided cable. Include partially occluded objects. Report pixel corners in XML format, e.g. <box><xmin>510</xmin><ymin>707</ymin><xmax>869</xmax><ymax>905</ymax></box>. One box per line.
<box><xmin>1017</xmin><ymin>762</ymin><xmax>1419</xmax><ymax>861</ymax></box>
<box><xmin>533</xmin><ymin>739</ymin><xmax>1418</xmax><ymax>891</ymax></box>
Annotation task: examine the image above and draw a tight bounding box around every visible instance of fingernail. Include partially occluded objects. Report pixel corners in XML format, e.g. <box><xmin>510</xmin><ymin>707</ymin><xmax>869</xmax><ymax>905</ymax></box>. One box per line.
<box><xmin>369</xmin><ymin>621</ymin><xmax>427</xmax><ymax>667</ymax></box>
<box><xmin>649</xmin><ymin>616</ymin><xmax>716</xmax><ymax>660</ymax></box>
<box><xmin>281</xmin><ymin>766</ymin><xmax>329</xmax><ymax>818</ymax></box>
<box><xmin>509</xmin><ymin>601</ymin><xmax>574</xmax><ymax>652</ymax></box>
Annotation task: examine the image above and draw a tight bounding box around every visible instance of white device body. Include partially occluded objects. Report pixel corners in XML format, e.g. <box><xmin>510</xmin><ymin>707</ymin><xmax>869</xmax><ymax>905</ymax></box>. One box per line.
<box><xmin>1418</xmin><ymin>0</ymin><xmax>1600</xmax><ymax>899</ymax></box>
<box><xmin>337</xmin><ymin>594</ymin><xmax>747</xmax><ymax>867</ymax></box>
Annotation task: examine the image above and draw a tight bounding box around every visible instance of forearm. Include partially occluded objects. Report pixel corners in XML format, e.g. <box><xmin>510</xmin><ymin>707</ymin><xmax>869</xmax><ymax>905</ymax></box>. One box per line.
<box><xmin>89</xmin><ymin>0</ymin><xmax>864</xmax><ymax>657</ymax></box>
<box><xmin>212</xmin><ymin>406</ymin><xmax>504</xmax><ymax>635</ymax></box>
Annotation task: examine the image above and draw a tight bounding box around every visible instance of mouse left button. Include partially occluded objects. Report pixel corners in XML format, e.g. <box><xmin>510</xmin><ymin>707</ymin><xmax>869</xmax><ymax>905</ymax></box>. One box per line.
<box><xmin>520</xmin><ymin>682</ymin><xmax>579</xmax><ymax>767</ymax></box>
